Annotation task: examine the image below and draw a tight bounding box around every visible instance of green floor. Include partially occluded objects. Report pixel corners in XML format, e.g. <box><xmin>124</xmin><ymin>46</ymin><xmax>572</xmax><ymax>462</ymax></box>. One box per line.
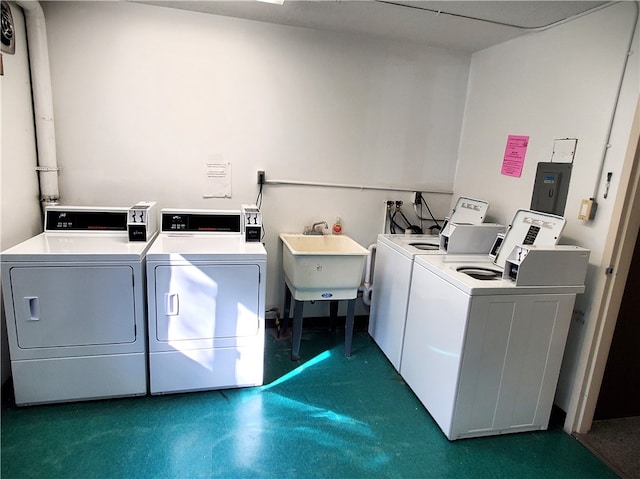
<box><xmin>1</xmin><ymin>329</ymin><xmax>616</xmax><ymax>479</ymax></box>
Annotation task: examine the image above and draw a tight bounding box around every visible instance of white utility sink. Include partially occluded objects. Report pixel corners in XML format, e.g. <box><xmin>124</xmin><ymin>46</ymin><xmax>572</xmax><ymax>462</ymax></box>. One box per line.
<box><xmin>280</xmin><ymin>233</ymin><xmax>369</xmax><ymax>301</ymax></box>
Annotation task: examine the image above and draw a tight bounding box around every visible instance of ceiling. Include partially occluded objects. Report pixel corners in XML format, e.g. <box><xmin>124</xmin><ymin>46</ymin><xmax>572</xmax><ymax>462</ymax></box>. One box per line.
<box><xmin>139</xmin><ymin>1</ymin><xmax>611</xmax><ymax>52</ymax></box>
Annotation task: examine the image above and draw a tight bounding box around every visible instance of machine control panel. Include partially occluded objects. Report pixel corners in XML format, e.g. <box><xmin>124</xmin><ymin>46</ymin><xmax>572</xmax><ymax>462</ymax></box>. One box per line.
<box><xmin>45</xmin><ymin>207</ymin><xmax>128</xmax><ymax>232</ymax></box>
<box><xmin>127</xmin><ymin>201</ymin><xmax>158</xmax><ymax>242</ymax></box>
<box><xmin>493</xmin><ymin>209</ymin><xmax>567</xmax><ymax>269</ymax></box>
<box><xmin>522</xmin><ymin>225</ymin><xmax>541</xmax><ymax>245</ymax></box>
<box><xmin>504</xmin><ymin>244</ymin><xmax>590</xmax><ymax>286</ymax></box>
<box><xmin>241</xmin><ymin>204</ymin><xmax>262</xmax><ymax>242</ymax></box>
<box><xmin>439</xmin><ymin>223</ymin><xmax>505</xmax><ymax>254</ymax></box>
<box><xmin>160</xmin><ymin>209</ymin><xmax>242</xmax><ymax>234</ymax></box>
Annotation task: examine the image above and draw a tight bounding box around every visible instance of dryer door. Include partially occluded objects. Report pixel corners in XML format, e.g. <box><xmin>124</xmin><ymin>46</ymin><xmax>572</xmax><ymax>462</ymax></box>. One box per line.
<box><xmin>153</xmin><ymin>263</ymin><xmax>261</xmax><ymax>344</ymax></box>
<box><xmin>9</xmin><ymin>265</ymin><xmax>136</xmax><ymax>349</ymax></box>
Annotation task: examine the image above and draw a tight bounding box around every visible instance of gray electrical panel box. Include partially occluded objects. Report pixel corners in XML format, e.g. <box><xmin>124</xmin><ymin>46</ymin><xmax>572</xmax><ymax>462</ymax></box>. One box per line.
<box><xmin>530</xmin><ymin>162</ymin><xmax>572</xmax><ymax>216</ymax></box>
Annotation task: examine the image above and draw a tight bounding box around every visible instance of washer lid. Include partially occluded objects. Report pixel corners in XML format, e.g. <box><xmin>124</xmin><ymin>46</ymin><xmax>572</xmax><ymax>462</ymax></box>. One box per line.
<box><xmin>407</xmin><ymin>241</ymin><xmax>440</xmax><ymax>251</ymax></box>
<box><xmin>147</xmin><ymin>234</ymin><xmax>266</xmax><ymax>259</ymax></box>
<box><xmin>0</xmin><ymin>233</ymin><xmax>154</xmax><ymax>261</ymax></box>
<box><xmin>456</xmin><ymin>266</ymin><xmax>503</xmax><ymax>280</ymax></box>
<box><xmin>377</xmin><ymin>234</ymin><xmax>441</xmax><ymax>258</ymax></box>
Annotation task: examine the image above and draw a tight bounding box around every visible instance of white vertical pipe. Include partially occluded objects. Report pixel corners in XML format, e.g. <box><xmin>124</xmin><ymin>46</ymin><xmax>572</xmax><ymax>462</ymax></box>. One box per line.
<box><xmin>16</xmin><ymin>0</ymin><xmax>59</xmax><ymax>207</ymax></box>
<box><xmin>360</xmin><ymin>244</ymin><xmax>376</xmax><ymax>306</ymax></box>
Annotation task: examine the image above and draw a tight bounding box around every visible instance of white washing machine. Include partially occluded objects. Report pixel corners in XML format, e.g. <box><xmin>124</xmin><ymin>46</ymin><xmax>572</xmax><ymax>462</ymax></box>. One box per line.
<box><xmin>1</xmin><ymin>205</ymin><xmax>157</xmax><ymax>406</ymax></box>
<box><xmin>368</xmin><ymin>197</ymin><xmax>496</xmax><ymax>371</ymax></box>
<box><xmin>400</xmin><ymin>210</ymin><xmax>589</xmax><ymax>440</ymax></box>
<box><xmin>145</xmin><ymin>209</ymin><xmax>266</xmax><ymax>395</ymax></box>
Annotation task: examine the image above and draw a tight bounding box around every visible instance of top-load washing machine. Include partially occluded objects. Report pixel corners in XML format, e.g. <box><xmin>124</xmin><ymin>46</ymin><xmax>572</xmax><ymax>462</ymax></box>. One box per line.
<box><xmin>1</xmin><ymin>204</ymin><xmax>158</xmax><ymax>406</ymax></box>
<box><xmin>400</xmin><ymin>210</ymin><xmax>590</xmax><ymax>440</ymax></box>
<box><xmin>368</xmin><ymin>197</ymin><xmax>505</xmax><ymax>371</ymax></box>
<box><xmin>145</xmin><ymin>209</ymin><xmax>266</xmax><ymax>395</ymax></box>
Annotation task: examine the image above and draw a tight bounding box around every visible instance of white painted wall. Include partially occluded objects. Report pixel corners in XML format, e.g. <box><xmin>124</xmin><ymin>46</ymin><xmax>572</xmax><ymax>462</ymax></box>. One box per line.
<box><xmin>453</xmin><ymin>2</ymin><xmax>639</xmax><ymax>410</ymax></box>
<box><xmin>40</xmin><ymin>1</ymin><xmax>470</xmax><ymax>313</ymax></box>
<box><xmin>1</xmin><ymin>3</ymin><xmax>43</xmax><ymax>384</ymax></box>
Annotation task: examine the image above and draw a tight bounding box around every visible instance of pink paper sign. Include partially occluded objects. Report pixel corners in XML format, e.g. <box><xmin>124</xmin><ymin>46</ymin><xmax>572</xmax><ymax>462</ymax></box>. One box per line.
<box><xmin>501</xmin><ymin>135</ymin><xmax>529</xmax><ymax>178</ymax></box>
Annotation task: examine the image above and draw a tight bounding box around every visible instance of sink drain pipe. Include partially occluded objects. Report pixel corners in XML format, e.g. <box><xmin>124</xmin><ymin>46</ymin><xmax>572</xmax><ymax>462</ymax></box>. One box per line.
<box><xmin>359</xmin><ymin>244</ymin><xmax>376</xmax><ymax>306</ymax></box>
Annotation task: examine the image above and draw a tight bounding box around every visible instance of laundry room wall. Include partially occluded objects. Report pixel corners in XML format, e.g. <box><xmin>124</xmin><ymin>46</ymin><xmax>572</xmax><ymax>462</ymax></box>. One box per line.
<box><xmin>0</xmin><ymin>3</ymin><xmax>43</xmax><ymax>385</ymax></box>
<box><xmin>39</xmin><ymin>1</ymin><xmax>470</xmax><ymax>314</ymax></box>
<box><xmin>452</xmin><ymin>2</ymin><xmax>639</xmax><ymax>411</ymax></box>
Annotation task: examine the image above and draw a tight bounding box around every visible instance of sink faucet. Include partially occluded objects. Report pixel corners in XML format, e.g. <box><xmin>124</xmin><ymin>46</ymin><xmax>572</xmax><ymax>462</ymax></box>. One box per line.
<box><xmin>306</xmin><ymin>221</ymin><xmax>329</xmax><ymax>235</ymax></box>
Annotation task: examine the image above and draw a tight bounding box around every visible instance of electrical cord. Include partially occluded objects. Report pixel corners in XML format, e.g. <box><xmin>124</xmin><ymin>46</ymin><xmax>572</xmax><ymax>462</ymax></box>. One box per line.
<box><xmin>412</xmin><ymin>195</ymin><xmax>441</xmax><ymax>230</ymax></box>
<box><xmin>389</xmin><ymin>208</ymin><xmax>409</xmax><ymax>234</ymax></box>
<box><xmin>397</xmin><ymin>208</ymin><xmax>412</xmax><ymax>228</ymax></box>
<box><xmin>393</xmin><ymin>208</ymin><xmax>408</xmax><ymax>233</ymax></box>
<box><xmin>389</xmin><ymin>209</ymin><xmax>401</xmax><ymax>233</ymax></box>
<box><xmin>255</xmin><ymin>181</ymin><xmax>263</xmax><ymax>209</ymax></box>
<box><xmin>255</xmin><ymin>181</ymin><xmax>266</xmax><ymax>242</ymax></box>
<box><xmin>398</xmin><ymin>209</ymin><xmax>422</xmax><ymax>234</ymax></box>
<box><xmin>384</xmin><ymin>202</ymin><xmax>393</xmax><ymax>233</ymax></box>
<box><xmin>389</xmin><ymin>205</ymin><xmax>422</xmax><ymax>234</ymax></box>
<box><xmin>421</xmin><ymin>196</ymin><xmax>441</xmax><ymax>229</ymax></box>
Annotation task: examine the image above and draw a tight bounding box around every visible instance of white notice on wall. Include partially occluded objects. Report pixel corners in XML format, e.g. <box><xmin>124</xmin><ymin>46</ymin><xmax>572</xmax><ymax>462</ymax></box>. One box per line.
<box><xmin>551</xmin><ymin>138</ymin><xmax>578</xmax><ymax>163</ymax></box>
<box><xmin>203</xmin><ymin>159</ymin><xmax>231</xmax><ymax>198</ymax></box>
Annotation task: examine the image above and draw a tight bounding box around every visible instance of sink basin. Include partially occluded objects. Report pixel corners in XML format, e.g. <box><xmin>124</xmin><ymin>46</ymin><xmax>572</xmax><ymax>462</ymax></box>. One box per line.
<box><xmin>280</xmin><ymin>234</ymin><xmax>370</xmax><ymax>301</ymax></box>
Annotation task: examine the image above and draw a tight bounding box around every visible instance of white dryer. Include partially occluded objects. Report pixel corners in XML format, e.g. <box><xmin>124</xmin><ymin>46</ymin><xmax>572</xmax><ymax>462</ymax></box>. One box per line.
<box><xmin>145</xmin><ymin>209</ymin><xmax>266</xmax><ymax>395</ymax></box>
<box><xmin>368</xmin><ymin>197</ymin><xmax>494</xmax><ymax>371</ymax></box>
<box><xmin>400</xmin><ymin>210</ymin><xmax>589</xmax><ymax>440</ymax></box>
<box><xmin>1</xmin><ymin>205</ymin><xmax>157</xmax><ymax>406</ymax></box>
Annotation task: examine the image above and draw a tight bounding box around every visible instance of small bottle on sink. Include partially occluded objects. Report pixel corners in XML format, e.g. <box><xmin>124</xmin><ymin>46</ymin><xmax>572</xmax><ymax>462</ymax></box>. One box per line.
<box><xmin>332</xmin><ymin>218</ymin><xmax>343</xmax><ymax>235</ymax></box>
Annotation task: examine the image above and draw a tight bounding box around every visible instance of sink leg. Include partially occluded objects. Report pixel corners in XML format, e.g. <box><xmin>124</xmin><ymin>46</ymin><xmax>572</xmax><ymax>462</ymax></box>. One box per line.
<box><xmin>291</xmin><ymin>299</ymin><xmax>304</xmax><ymax>361</ymax></box>
<box><xmin>345</xmin><ymin>298</ymin><xmax>356</xmax><ymax>357</ymax></box>
<box><xmin>329</xmin><ymin>300</ymin><xmax>338</xmax><ymax>334</ymax></box>
<box><xmin>282</xmin><ymin>284</ymin><xmax>292</xmax><ymax>337</ymax></box>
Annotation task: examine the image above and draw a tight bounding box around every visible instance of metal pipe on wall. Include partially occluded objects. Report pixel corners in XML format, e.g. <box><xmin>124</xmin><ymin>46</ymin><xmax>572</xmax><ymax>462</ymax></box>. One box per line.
<box><xmin>263</xmin><ymin>177</ymin><xmax>453</xmax><ymax>195</ymax></box>
<box><xmin>15</xmin><ymin>0</ymin><xmax>60</xmax><ymax>208</ymax></box>
<box><xmin>590</xmin><ymin>1</ymin><xmax>639</xmax><ymax>202</ymax></box>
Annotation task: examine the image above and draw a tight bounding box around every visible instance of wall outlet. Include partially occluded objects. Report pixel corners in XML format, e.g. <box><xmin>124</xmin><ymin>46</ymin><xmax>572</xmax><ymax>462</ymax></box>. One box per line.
<box><xmin>257</xmin><ymin>170</ymin><xmax>265</xmax><ymax>185</ymax></box>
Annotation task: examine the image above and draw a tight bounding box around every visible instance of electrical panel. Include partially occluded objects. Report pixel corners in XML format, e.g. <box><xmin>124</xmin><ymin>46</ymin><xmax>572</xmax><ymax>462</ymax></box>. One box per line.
<box><xmin>530</xmin><ymin>162</ymin><xmax>572</xmax><ymax>216</ymax></box>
